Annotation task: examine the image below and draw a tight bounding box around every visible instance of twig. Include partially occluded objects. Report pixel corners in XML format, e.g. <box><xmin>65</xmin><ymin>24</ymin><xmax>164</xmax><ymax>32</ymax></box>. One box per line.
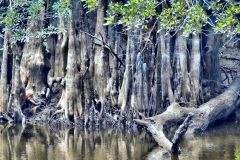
<box><xmin>220</xmin><ymin>55</ymin><xmax>240</xmax><ymax>61</ymax></box>
<box><xmin>79</xmin><ymin>30</ymin><xmax>125</xmax><ymax>66</ymax></box>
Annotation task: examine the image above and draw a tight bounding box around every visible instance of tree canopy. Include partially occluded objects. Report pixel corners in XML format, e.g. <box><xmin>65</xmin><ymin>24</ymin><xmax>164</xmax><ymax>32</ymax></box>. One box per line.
<box><xmin>0</xmin><ymin>0</ymin><xmax>239</xmax><ymax>42</ymax></box>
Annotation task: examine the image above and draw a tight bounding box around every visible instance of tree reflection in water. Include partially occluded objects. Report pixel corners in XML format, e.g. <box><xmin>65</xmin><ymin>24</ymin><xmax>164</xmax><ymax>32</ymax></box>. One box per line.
<box><xmin>0</xmin><ymin>124</ymin><xmax>156</xmax><ymax>160</ymax></box>
<box><xmin>1</xmin><ymin>120</ymin><xmax>240</xmax><ymax>160</ymax></box>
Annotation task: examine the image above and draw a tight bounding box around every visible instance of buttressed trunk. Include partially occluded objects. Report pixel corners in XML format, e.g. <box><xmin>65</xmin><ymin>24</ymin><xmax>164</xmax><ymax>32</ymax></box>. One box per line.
<box><xmin>93</xmin><ymin>0</ymin><xmax>109</xmax><ymax>107</ymax></box>
<box><xmin>65</xmin><ymin>22</ymin><xmax>82</xmax><ymax>121</ymax></box>
<box><xmin>20</xmin><ymin>6</ymin><xmax>50</xmax><ymax>102</ymax></box>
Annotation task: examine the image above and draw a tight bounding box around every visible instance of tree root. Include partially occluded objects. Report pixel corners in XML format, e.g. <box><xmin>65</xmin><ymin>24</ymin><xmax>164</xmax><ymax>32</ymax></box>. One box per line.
<box><xmin>48</xmin><ymin>108</ymin><xmax>65</xmax><ymax>125</ymax></box>
<box><xmin>0</xmin><ymin>112</ymin><xmax>14</xmax><ymax>124</ymax></box>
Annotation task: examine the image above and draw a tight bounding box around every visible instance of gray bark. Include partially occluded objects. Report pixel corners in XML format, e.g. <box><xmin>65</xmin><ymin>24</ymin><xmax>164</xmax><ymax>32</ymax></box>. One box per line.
<box><xmin>0</xmin><ymin>30</ymin><xmax>10</xmax><ymax>113</ymax></box>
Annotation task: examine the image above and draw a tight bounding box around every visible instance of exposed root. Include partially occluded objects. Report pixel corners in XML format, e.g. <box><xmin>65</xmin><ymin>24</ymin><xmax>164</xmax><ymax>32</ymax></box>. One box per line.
<box><xmin>48</xmin><ymin>108</ymin><xmax>65</xmax><ymax>125</ymax></box>
<box><xmin>0</xmin><ymin>112</ymin><xmax>14</xmax><ymax>124</ymax></box>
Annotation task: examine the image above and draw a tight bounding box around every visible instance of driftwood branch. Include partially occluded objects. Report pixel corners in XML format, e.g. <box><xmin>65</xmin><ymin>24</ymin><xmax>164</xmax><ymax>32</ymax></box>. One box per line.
<box><xmin>135</xmin><ymin>76</ymin><xmax>240</xmax><ymax>154</ymax></box>
<box><xmin>171</xmin><ymin>113</ymin><xmax>193</xmax><ymax>154</ymax></box>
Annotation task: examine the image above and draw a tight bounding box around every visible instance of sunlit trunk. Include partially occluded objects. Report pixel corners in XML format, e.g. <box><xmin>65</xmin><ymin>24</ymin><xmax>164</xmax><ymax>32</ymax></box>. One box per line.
<box><xmin>54</xmin><ymin>16</ymin><xmax>68</xmax><ymax>77</ymax></box>
<box><xmin>9</xmin><ymin>44</ymin><xmax>25</xmax><ymax>123</ymax></box>
<box><xmin>20</xmin><ymin>6</ymin><xmax>50</xmax><ymax>108</ymax></box>
<box><xmin>173</xmin><ymin>31</ymin><xmax>191</xmax><ymax>102</ymax></box>
<box><xmin>93</xmin><ymin>0</ymin><xmax>109</xmax><ymax>112</ymax></box>
<box><xmin>0</xmin><ymin>30</ymin><xmax>10</xmax><ymax>112</ymax></box>
<box><xmin>64</xmin><ymin>22</ymin><xmax>82</xmax><ymax>121</ymax></box>
<box><xmin>118</xmin><ymin>34</ymin><xmax>132</xmax><ymax>112</ymax></box>
<box><xmin>190</xmin><ymin>33</ymin><xmax>202</xmax><ymax>104</ymax></box>
<box><xmin>160</xmin><ymin>30</ymin><xmax>175</xmax><ymax>107</ymax></box>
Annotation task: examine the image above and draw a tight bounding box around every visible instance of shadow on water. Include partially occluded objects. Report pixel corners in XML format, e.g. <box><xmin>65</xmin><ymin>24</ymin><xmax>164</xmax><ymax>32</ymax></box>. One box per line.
<box><xmin>1</xmin><ymin>119</ymin><xmax>240</xmax><ymax>160</ymax></box>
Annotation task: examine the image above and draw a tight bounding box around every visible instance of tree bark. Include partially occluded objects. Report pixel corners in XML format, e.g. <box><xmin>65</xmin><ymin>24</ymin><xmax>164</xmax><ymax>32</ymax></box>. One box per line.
<box><xmin>93</xmin><ymin>0</ymin><xmax>109</xmax><ymax>110</ymax></box>
<box><xmin>8</xmin><ymin>44</ymin><xmax>25</xmax><ymax>123</ymax></box>
<box><xmin>20</xmin><ymin>6</ymin><xmax>50</xmax><ymax>109</ymax></box>
<box><xmin>203</xmin><ymin>32</ymin><xmax>222</xmax><ymax>94</ymax></box>
<box><xmin>64</xmin><ymin>22</ymin><xmax>82</xmax><ymax>121</ymax></box>
<box><xmin>0</xmin><ymin>30</ymin><xmax>10</xmax><ymax>113</ymax></box>
<box><xmin>55</xmin><ymin>16</ymin><xmax>68</xmax><ymax>77</ymax></box>
<box><xmin>118</xmin><ymin>34</ymin><xmax>132</xmax><ymax>113</ymax></box>
<box><xmin>190</xmin><ymin>33</ymin><xmax>202</xmax><ymax>104</ymax></box>
<box><xmin>107</xmin><ymin>25</ymin><xmax>119</xmax><ymax>108</ymax></box>
<box><xmin>173</xmin><ymin>31</ymin><xmax>191</xmax><ymax>102</ymax></box>
<box><xmin>160</xmin><ymin>31</ymin><xmax>175</xmax><ymax>107</ymax></box>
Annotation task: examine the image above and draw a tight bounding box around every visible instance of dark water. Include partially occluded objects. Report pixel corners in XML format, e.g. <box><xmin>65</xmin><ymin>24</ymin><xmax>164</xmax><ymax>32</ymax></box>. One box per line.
<box><xmin>1</xmin><ymin>120</ymin><xmax>240</xmax><ymax>160</ymax></box>
<box><xmin>179</xmin><ymin>120</ymin><xmax>240</xmax><ymax>160</ymax></box>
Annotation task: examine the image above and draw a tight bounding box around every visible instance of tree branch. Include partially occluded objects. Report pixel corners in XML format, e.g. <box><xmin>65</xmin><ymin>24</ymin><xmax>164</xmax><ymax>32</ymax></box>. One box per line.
<box><xmin>79</xmin><ymin>30</ymin><xmax>125</xmax><ymax>66</ymax></box>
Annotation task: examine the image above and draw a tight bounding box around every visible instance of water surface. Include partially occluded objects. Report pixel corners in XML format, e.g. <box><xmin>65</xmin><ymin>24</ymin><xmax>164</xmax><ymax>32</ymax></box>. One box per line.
<box><xmin>1</xmin><ymin>120</ymin><xmax>240</xmax><ymax>160</ymax></box>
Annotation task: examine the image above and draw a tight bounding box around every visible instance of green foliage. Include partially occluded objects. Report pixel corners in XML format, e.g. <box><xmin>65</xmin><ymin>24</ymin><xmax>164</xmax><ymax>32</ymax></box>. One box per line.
<box><xmin>235</xmin><ymin>145</ymin><xmax>240</xmax><ymax>160</ymax></box>
<box><xmin>4</xmin><ymin>9</ymin><xmax>17</xmax><ymax>26</ymax></box>
<box><xmin>15</xmin><ymin>0</ymin><xmax>28</xmax><ymax>5</ymax></box>
<box><xmin>0</xmin><ymin>0</ymin><xmax>71</xmax><ymax>42</ymax></box>
<box><xmin>105</xmin><ymin>0</ymin><xmax>239</xmax><ymax>37</ymax></box>
<box><xmin>52</xmin><ymin>0</ymin><xmax>72</xmax><ymax>20</ymax></box>
<box><xmin>214</xmin><ymin>2</ymin><xmax>240</xmax><ymax>36</ymax></box>
<box><xmin>0</xmin><ymin>0</ymin><xmax>76</xmax><ymax>43</ymax></box>
<box><xmin>82</xmin><ymin>0</ymin><xmax>98</xmax><ymax>11</ymax></box>
<box><xmin>183</xmin><ymin>4</ymin><xmax>208</xmax><ymax>36</ymax></box>
<box><xmin>105</xmin><ymin>0</ymin><xmax>209</xmax><ymax>34</ymax></box>
<box><xmin>106</xmin><ymin>0</ymin><xmax>157</xmax><ymax>29</ymax></box>
<box><xmin>12</xmin><ymin>28</ymin><xmax>28</xmax><ymax>43</ymax></box>
<box><xmin>160</xmin><ymin>1</ymin><xmax>187</xmax><ymax>32</ymax></box>
<box><xmin>28</xmin><ymin>0</ymin><xmax>44</xmax><ymax>18</ymax></box>
<box><xmin>37</xmin><ymin>25</ymin><xmax>61</xmax><ymax>40</ymax></box>
<box><xmin>0</xmin><ymin>0</ymin><xmax>239</xmax><ymax>43</ymax></box>
<box><xmin>160</xmin><ymin>1</ymin><xmax>208</xmax><ymax>36</ymax></box>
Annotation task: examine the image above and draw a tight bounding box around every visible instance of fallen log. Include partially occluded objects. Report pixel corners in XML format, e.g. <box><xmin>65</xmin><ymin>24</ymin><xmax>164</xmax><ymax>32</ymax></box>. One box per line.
<box><xmin>135</xmin><ymin>76</ymin><xmax>240</xmax><ymax>154</ymax></box>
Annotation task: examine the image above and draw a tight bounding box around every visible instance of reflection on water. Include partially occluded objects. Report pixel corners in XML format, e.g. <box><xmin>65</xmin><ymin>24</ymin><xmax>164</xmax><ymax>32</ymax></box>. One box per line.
<box><xmin>179</xmin><ymin>120</ymin><xmax>240</xmax><ymax>160</ymax></box>
<box><xmin>1</xmin><ymin>120</ymin><xmax>240</xmax><ymax>160</ymax></box>
<box><xmin>0</xmin><ymin>125</ymin><xmax>156</xmax><ymax>160</ymax></box>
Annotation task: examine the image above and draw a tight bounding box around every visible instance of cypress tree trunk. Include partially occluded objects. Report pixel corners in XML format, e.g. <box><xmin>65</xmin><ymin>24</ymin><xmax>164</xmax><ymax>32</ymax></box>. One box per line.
<box><xmin>173</xmin><ymin>31</ymin><xmax>191</xmax><ymax>102</ymax></box>
<box><xmin>54</xmin><ymin>16</ymin><xmax>68</xmax><ymax>77</ymax></box>
<box><xmin>151</xmin><ymin>32</ymin><xmax>161</xmax><ymax>114</ymax></box>
<box><xmin>0</xmin><ymin>0</ymin><xmax>238</xmax><ymax>129</ymax></box>
<box><xmin>9</xmin><ymin>43</ymin><xmax>25</xmax><ymax>123</ymax></box>
<box><xmin>93</xmin><ymin>0</ymin><xmax>109</xmax><ymax>113</ymax></box>
<box><xmin>20</xmin><ymin>6</ymin><xmax>50</xmax><ymax>107</ymax></box>
<box><xmin>0</xmin><ymin>30</ymin><xmax>10</xmax><ymax>113</ymax></box>
<box><xmin>118</xmin><ymin>34</ymin><xmax>132</xmax><ymax>113</ymax></box>
<box><xmin>190</xmin><ymin>33</ymin><xmax>202</xmax><ymax>104</ymax></box>
<box><xmin>160</xmin><ymin>30</ymin><xmax>174</xmax><ymax>107</ymax></box>
<box><xmin>204</xmin><ymin>33</ymin><xmax>222</xmax><ymax>94</ymax></box>
<box><xmin>107</xmin><ymin>25</ymin><xmax>119</xmax><ymax>108</ymax></box>
<box><xmin>64</xmin><ymin>22</ymin><xmax>82</xmax><ymax>121</ymax></box>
